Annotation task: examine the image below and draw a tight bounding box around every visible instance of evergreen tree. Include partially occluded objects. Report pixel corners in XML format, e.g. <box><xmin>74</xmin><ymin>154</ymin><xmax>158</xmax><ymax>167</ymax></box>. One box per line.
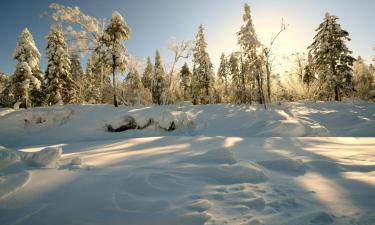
<box><xmin>0</xmin><ymin>72</ymin><xmax>14</xmax><ymax>107</ymax></box>
<box><xmin>13</xmin><ymin>28</ymin><xmax>44</xmax><ymax>107</ymax></box>
<box><xmin>237</xmin><ymin>3</ymin><xmax>265</xmax><ymax>105</ymax></box>
<box><xmin>353</xmin><ymin>56</ymin><xmax>374</xmax><ymax>99</ymax></box>
<box><xmin>151</xmin><ymin>50</ymin><xmax>165</xmax><ymax>105</ymax></box>
<box><xmin>70</xmin><ymin>53</ymin><xmax>85</xmax><ymax>103</ymax></box>
<box><xmin>308</xmin><ymin>13</ymin><xmax>355</xmax><ymax>101</ymax></box>
<box><xmin>98</xmin><ymin>11</ymin><xmax>130</xmax><ymax>107</ymax></box>
<box><xmin>12</xmin><ymin>62</ymin><xmax>33</xmax><ymax>108</ymax></box>
<box><xmin>303</xmin><ymin>53</ymin><xmax>316</xmax><ymax>86</ymax></box>
<box><xmin>179</xmin><ymin>63</ymin><xmax>192</xmax><ymax>100</ymax></box>
<box><xmin>192</xmin><ymin>25</ymin><xmax>214</xmax><ymax>105</ymax></box>
<box><xmin>142</xmin><ymin>56</ymin><xmax>153</xmax><ymax>90</ymax></box>
<box><xmin>217</xmin><ymin>53</ymin><xmax>229</xmax><ymax>102</ymax></box>
<box><xmin>45</xmin><ymin>25</ymin><xmax>76</xmax><ymax>105</ymax></box>
<box><xmin>122</xmin><ymin>68</ymin><xmax>144</xmax><ymax>105</ymax></box>
<box><xmin>229</xmin><ymin>54</ymin><xmax>242</xmax><ymax>103</ymax></box>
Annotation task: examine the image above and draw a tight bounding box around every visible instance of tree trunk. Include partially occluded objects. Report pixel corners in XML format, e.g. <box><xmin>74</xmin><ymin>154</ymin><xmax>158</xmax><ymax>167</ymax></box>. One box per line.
<box><xmin>100</xmin><ymin>65</ymin><xmax>104</xmax><ymax>103</ymax></box>
<box><xmin>112</xmin><ymin>66</ymin><xmax>118</xmax><ymax>107</ymax></box>
<box><xmin>334</xmin><ymin>85</ymin><xmax>340</xmax><ymax>101</ymax></box>
<box><xmin>266</xmin><ymin>62</ymin><xmax>271</xmax><ymax>103</ymax></box>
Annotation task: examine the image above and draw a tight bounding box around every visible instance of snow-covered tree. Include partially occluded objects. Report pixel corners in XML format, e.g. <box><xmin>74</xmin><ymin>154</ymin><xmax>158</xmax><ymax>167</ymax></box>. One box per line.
<box><xmin>308</xmin><ymin>13</ymin><xmax>355</xmax><ymax>101</ymax></box>
<box><xmin>0</xmin><ymin>72</ymin><xmax>8</xmax><ymax>93</ymax></box>
<box><xmin>179</xmin><ymin>63</ymin><xmax>192</xmax><ymax>101</ymax></box>
<box><xmin>97</xmin><ymin>11</ymin><xmax>130</xmax><ymax>107</ymax></box>
<box><xmin>353</xmin><ymin>56</ymin><xmax>374</xmax><ymax>99</ymax></box>
<box><xmin>70</xmin><ymin>53</ymin><xmax>85</xmax><ymax>103</ymax></box>
<box><xmin>12</xmin><ymin>62</ymin><xmax>33</xmax><ymax>108</ymax></box>
<box><xmin>142</xmin><ymin>57</ymin><xmax>153</xmax><ymax>91</ymax></box>
<box><xmin>151</xmin><ymin>50</ymin><xmax>166</xmax><ymax>105</ymax></box>
<box><xmin>45</xmin><ymin>25</ymin><xmax>76</xmax><ymax>105</ymax></box>
<box><xmin>217</xmin><ymin>53</ymin><xmax>230</xmax><ymax>102</ymax></box>
<box><xmin>0</xmin><ymin>72</ymin><xmax>14</xmax><ymax>107</ymax></box>
<box><xmin>237</xmin><ymin>3</ymin><xmax>265</xmax><ymax>105</ymax></box>
<box><xmin>192</xmin><ymin>25</ymin><xmax>214</xmax><ymax>105</ymax></box>
<box><xmin>303</xmin><ymin>53</ymin><xmax>316</xmax><ymax>86</ymax></box>
<box><xmin>229</xmin><ymin>54</ymin><xmax>243</xmax><ymax>103</ymax></box>
<box><xmin>13</xmin><ymin>28</ymin><xmax>44</xmax><ymax>107</ymax></box>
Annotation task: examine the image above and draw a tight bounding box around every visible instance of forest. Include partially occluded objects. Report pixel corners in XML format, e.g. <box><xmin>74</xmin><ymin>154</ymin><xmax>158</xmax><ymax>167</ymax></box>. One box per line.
<box><xmin>0</xmin><ymin>3</ymin><xmax>374</xmax><ymax>109</ymax></box>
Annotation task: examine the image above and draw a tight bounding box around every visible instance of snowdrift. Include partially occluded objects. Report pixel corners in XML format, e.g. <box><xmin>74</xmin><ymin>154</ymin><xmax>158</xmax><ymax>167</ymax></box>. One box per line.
<box><xmin>0</xmin><ymin>101</ymin><xmax>374</xmax><ymax>147</ymax></box>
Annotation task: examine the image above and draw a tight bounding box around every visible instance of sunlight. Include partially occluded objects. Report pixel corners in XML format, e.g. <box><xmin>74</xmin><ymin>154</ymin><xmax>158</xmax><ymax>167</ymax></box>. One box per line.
<box><xmin>223</xmin><ymin>137</ymin><xmax>243</xmax><ymax>148</ymax></box>
<box><xmin>297</xmin><ymin>172</ymin><xmax>360</xmax><ymax>214</ymax></box>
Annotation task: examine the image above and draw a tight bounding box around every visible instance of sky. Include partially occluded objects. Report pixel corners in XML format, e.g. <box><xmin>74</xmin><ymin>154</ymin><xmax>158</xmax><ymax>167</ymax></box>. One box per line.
<box><xmin>0</xmin><ymin>0</ymin><xmax>374</xmax><ymax>76</ymax></box>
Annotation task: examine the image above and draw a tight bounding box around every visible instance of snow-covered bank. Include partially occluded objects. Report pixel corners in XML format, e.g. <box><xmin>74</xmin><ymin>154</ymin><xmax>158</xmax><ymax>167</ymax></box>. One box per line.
<box><xmin>1</xmin><ymin>137</ymin><xmax>375</xmax><ymax>225</ymax></box>
<box><xmin>0</xmin><ymin>102</ymin><xmax>375</xmax><ymax>225</ymax></box>
<box><xmin>0</xmin><ymin>101</ymin><xmax>374</xmax><ymax>147</ymax></box>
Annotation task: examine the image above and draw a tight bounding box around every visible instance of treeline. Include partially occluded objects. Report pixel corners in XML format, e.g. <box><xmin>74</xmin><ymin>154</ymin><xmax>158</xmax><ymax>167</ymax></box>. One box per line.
<box><xmin>0</xmin><ymin>4</ymin><xmax>374</xmax><ymax>109</ymax></box>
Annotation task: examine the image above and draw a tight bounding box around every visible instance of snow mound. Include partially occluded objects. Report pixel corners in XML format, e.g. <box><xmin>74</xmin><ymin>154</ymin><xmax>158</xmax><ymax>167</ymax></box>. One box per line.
<box><xmin>196</xmin><ymin>162</ymin><xmax>267</xmax><ymax>184</ymax></box>
<box><xmin>181</xmin><ymin>148</ymin><xmax>237</xmax><ymax>165</ymax></box>
<box><xmin>0</xmin><ymin>147</ymin><xmax>22</xmax><ymax>170</ymax></box>
<box><xmin>310</xmin><ymin>212</ymin><xmax>334</xmax><ymax>224</ymax></box>
<box><xmin>106</xmin><ymin>110</ymin><xmax>192</xmax><ymax>132</ymax></box>
<box><xmin>259</xmin><ymin>158</ymin><xmax>306</xmax><ymax>175</ymax></box>
<box><xmin>0</xmin><ymin>171</ymin><xmax>30</xmax><ymax>200</ymax></box>
<box><xmin>24</xmin><ymin>147</ymin><xmax>63</xmax><ymax>168</ymax></box>
<box><xmin>186</xmin><ymin>199</ymin><xmax>212</xmax><ymax>212</ymax></box>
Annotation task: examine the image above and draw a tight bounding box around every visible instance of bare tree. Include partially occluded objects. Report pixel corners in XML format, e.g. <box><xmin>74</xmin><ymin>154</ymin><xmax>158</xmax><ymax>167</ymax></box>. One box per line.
<box><xmin>263</xmin><ymin>19</ymin><xmax>288</xmax><ymax>103</ymax></box>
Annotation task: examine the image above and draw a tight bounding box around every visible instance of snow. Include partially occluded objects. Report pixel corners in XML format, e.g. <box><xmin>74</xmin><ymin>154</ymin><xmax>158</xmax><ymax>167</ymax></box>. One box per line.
<box><xmin>0</xmin><ymin>102</ymin><xmax>374</xmax><ymax>225</ymax></box>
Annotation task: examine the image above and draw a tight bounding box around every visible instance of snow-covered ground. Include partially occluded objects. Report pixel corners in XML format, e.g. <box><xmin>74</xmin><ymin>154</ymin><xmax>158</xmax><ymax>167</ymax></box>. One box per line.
<box><xmin>0</xmin><ymin>102</ymin><xmax>375</xmax><ymax>225</ymax></box>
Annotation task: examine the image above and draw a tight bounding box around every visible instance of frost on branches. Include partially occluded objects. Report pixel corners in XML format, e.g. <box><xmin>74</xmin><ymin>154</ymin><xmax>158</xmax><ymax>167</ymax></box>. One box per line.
<box><xmin>97</xmin><ymin>11</ymin><xmax>130</xmax><ymax>107</ymax></box>
<box><xmin>308</xmin><ymin>13</ymin><xmax>355</xmax><ymax>101</ymax></box>
<box><xmin>151</xmin><ymin>50</ymin><xmax>166</xmax><ymax>105</ymax></box>
<box><xmin>12</xmin><ymin>28</ymin><xmax>44</xmax><ymax>107</ymax></box>
<box><xmin>192</xmin><ymin>25</ymin><xmax>214</xmax><ymax>105</ymax></box>
<box><xmin>45</xmin><ymin>25</ymin><xmax>77</xmax><ymax>105</ymax></box>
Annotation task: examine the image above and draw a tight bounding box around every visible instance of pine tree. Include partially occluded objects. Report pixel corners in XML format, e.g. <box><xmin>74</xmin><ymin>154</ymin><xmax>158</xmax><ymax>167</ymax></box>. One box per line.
<box><xmin>303</xmin><ymin>53</ymin><xmax>316</xmax><ymax>86</ymax></box>
<box><xmin>237</xmin><ymin>3</ymin><xmax>265</xmax><ymax>105</ymax></box>
<box><xmin>151</xmin><ymin>50</ymin><xmax>165</xmax><ymax>105</ymax></box>
<box><xmin>308</xmin><ymin>13</ymin><xmax>355</xmax><ymax>101</ymax></box>
<box><xmin>12</xmin><ymin>28</ymin><xmax>44</xmax><ymax>107</ymax></box>
<box><xmin>122</xmin><ymin>68</ymin><xmax>144</xmax><ymax>105</ymax></box>
<box><xmin>179</xmin><ymin>63</ymin><xmax>192</xmax><ymax>101</ymax></box>
<box><xmin>70</xmin><ymin>53</ymin><xmax>85</xmax><ymax>103</ymax></box>
<box><xmin>142</xmin><ymin>56</ymin><xmax>153</xmax><ymax>90</ymax></box>
<box><xmin>229</xmin><ymin>54</ymin><xmax>242</xmax><ymax>103</ymax></box>
<box><xmin>217</xmin><ymin>53</ymin><xmax>229</xmax><ymax>102</ymax></box>
<box><xmin>45</xmin><ymin>25</ymin><xmax>76</xmax><ymax>105</ymax></box>
<box><xmin>353</xmin><ymin>56</ymin><xmax>374</xmax><ymax>99</ymax></box>
<box><xmin>12</xmin><ymin>62</ymin><xmax>33</xmax><ymax>108</ymax></box>
<box><xmin>98</xmin><ymin>11</ymin><xmax>130</xmax><ymax>107</ymax></box>
<box><xmin>192</xmin><ymin>25</ymin><xmax>214</xmax><ymax>105</ymax></box>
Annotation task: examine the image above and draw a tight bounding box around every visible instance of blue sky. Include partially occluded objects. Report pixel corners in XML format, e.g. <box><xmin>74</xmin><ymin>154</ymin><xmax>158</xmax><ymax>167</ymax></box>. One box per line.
<box><xmin>0</xmin><ymin>0</ymin><xmax>374</xmax><ymax>75</ymax></box>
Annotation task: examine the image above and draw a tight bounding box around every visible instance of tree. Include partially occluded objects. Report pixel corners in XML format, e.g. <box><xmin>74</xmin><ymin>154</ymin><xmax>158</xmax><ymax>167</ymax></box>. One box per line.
<box><xmin>12</xmin><ymin>62</ymin><xmax>33</xmax><ymax>108</ymax></box>
<box><xmin>192</xmin><ymin>25</ymin><xmax>214</xmax><ymax>105</ymax></box>
<box><xmin>217</xmin><ymin>53</ymin><xmax>230</xmax><ymax>102</ymax></box>
<box><xmin>142</xmin><ymin>57</ymin><xmax>153</xmax><ymax>91</ymax></box>
<box><xmin>0</xmin><ymin>72</ymin><xmax>14</xmax><ymax>107</ymax></box>
<box><xmin>98</xmin><ymin>11</ymin><xmax>130</xmax><ymax>107</ymax></box>
<box><xmin>308</xmin><ymin>13</ymin><xmax>355</xmax><ymax>101</ymax></box>
<box><xmin>13</xmin><ymin>28</ymin><xmax>44</xmax><ymax>107</ymax></box>
<box><xmin>229</xmin><ymin>53</ymin><xmax>242</xmax><ymax>103</ymax></box>
<box><xmin>45</xmin><ymin>25</ymin><xmax>76</xmax><ymax>105</ymax></box>
<box><xmin>151</xmin><ymin>50</ymin><xmax>165</xmax><ymax>105</ymax></box>
<box><xmin>179</xmin><ymin>63</ymin><xmax>192</xmax><ymax>101</ymax></box>
<box><xmin>262</xmin><ymin>20</ymin><xmax>288</xmax><ymax>103</ymax></box>
<box><xmin>163</xmin><ymin>38</ymin><xmax>192</xmax><ymax>104</ymax></box>
<box><xmin>303</xmin><ymin>53</ymin><xmax>316</xmax><ymax>86</ymax></box>
<box><xmin>237</xmin><ymin>3</ymin><xmax>265</xmax><ymax>105</ymax></box>
<box><xmin>353</xmin><ymin>56</ymin><xmax>373</xmax><ymax>99</ymax></box>
<box><xmin>70</xmin><ymin>53</ymin><xmax>85</xmax><ymax>103</ymax></box>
